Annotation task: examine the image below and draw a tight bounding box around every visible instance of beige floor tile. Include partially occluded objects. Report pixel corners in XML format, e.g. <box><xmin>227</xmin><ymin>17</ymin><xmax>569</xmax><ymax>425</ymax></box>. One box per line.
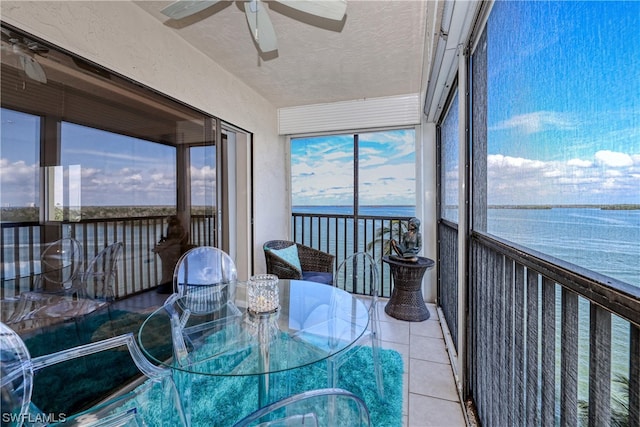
<box><xmin>402</xmin><ymin>372</ymin><xmax>409</xmax><ymax>416</ymax></box>
<box><xmin>379</xmin><ymin>319</ymin><xmax>411</xmax><ymax>345</ymax></box>
<box><xmin>408</xmin><ymin>394</ymin><xmax>466</xmax><ymax>427</ymax></box>
<box><xmin>408</xmin><ymin>359</ymin><xmax>459</xmax><ymax>402</ymax></box>
<box><xmin>409</xmin><ymin>335</ymin><xmax>450</xmax><ymax>364</ymax></box>
<box><xmin>410</xmin><ymin>319</ymin><xmax>443</xmax><ymax>339</ymax></box>
<box><xmin>425</xmin><ymin>304</ymin><xmax>439</xmax><ymax>320</ymax></box>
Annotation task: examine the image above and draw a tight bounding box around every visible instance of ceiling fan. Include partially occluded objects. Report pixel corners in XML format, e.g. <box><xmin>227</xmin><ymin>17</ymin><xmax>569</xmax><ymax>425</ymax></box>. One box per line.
<box><xmin>1</xmin><ymin>28</ymin><xmax>49</xmax><ymax>83</ymax></box>
<box><xmin>161</xmin><ymin>0</ymin><xmax>347</xmax><ymax>53</ymax></box>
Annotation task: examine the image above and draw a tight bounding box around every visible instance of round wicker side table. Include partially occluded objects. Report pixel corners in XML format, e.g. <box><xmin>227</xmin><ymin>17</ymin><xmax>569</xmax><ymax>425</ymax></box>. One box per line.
<box><xmin>383</xmin><ymin>256</ymin><xmax>435</xmax><ymax>321</ymax></box>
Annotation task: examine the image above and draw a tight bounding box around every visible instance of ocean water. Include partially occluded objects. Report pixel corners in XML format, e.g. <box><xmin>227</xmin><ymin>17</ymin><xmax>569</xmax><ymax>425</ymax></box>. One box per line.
<box><xmin>487</xmin><ymin>207</ymin><xmax>640</xmax><ymax>288</ymax></box>
<box><xmin>294</xmin><ymin>205</ymin><xmax>640</xmax><ymax>288</ymax></box>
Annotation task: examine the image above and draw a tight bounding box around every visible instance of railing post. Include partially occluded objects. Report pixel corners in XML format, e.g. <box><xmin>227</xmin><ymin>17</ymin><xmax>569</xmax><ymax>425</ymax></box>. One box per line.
<box><xmin>588</xmin><ymin>305</ymin><xmax>612</xmax><ymax>426</ymax></box>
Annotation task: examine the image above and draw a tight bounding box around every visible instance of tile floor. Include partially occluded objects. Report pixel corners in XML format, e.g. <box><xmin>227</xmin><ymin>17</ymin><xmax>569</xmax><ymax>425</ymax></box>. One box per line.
<box><xmin>115</xmin><ymin>291</ymin><xmax>468</xmax><ymax>426</ymax></box>
<box><xmin>376</xmin><ymin>299</ymin><xmax>468</xmax><ymax>427</ymax></box>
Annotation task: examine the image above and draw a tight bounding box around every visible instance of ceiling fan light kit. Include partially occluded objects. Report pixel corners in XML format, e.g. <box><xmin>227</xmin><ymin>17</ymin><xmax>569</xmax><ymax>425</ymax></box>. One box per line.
<box><xmin>1</xmin><ymin>28</ymin><xmax>49</xmax><ymax>83</ymax></box>
<box><xmin>161</xmin><ymin>0</ymin><xmax>347</xmax><ymax>54</ymax></box>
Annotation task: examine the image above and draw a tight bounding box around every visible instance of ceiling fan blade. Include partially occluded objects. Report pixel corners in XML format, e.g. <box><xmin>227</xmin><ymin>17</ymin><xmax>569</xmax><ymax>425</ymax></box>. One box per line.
<box><xmin>19</xmin><ymin>55</ymin><xmax>47</xmax><ymax>83</ymax></box>
<box><xmin>277</xmin><ymin>0</ymin><xmax>347</xmax><ymax>21</ymax></box>
<box><xmin>245</xmin><ymin>0</ymin><xmax>277</xmax><ymax>53</ymax></box>
<box><xmin>161</xmin><ymin>0</ymin><xmax>221</xmax><ymax>19</ymax></box>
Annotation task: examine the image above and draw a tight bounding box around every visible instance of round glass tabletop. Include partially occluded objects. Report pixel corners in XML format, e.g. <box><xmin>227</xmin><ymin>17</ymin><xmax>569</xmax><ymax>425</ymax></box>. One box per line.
<box><xmin>138</xmin><ymin>279</ymin><xmax>369</xmax><ymax>377</ymax></box>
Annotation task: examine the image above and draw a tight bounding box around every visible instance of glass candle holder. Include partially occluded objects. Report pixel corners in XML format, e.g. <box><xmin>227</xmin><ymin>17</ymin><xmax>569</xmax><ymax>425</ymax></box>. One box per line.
<box><xmin>247</xmin><ymin>274</ymin><xmax>280</xmax><ymax>314</ymax></box>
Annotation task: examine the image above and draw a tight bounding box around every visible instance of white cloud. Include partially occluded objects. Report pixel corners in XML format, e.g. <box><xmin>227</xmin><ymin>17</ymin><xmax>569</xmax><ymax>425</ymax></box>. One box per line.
<box><xmin>567</xmin><ymin>158</ymin><xmax>593</xmax><ymax>168</ymax></box>
<box><xmin>0</xmin><ymin>159</ymin><xmax>37</xmax><ymax>185</ymax></box>
<box><xmin>594</xmin><ymin>150</ymin><xmax>634</xmax><ymax>168</ymax></box>
<box><xmin>487</xmin><ymin>154</ymin><xmax>545</xmax><ymax>170</ymax></box>
<box><xmin>490</xmin><ymin>111</ymin><xmax>577</xmax><ymax>134</ymax></box>
<box><xmin>483</xmin><ymin>151</ymin><xmax>639</xmax><ymax>205</ymax></box>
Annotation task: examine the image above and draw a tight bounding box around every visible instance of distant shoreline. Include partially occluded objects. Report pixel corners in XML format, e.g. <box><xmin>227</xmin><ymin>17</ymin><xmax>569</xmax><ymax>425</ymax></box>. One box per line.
<box><xmin>488</xmin><ymin>204</ymin><xmax>640</xmax><ymax>210</ymax></box>
<box><xmin>443</xmin><ymin>204</ymin><xmax>640</xmax><ymax>211</ymax></box>
<box><xmin>2</xmin><ymin>204</ymin><xmax>639</xmax><ymax>223</ymax></box>
<box><xmin>294</xmin><ymin>204</ymin><xmax>640</xmax><ymax>211</ymax></box>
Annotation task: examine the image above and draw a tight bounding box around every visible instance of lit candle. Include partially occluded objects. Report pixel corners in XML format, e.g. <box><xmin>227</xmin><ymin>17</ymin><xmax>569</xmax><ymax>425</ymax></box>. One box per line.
<box><xmin>248</xmin><ymin>274</ymin><xmax>279</xmax><ymax>314</ymax></box>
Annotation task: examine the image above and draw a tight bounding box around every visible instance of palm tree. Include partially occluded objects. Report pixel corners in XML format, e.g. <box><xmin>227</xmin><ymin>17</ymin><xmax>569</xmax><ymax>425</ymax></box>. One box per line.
<box><xmin>578</xmin><ymin>374</ymin><xmax>629</xmax><ymax>426</ymax></box>
<box><xmin>366</xmin><ymin>219</ymin><xmax>409</xmax><ymax>259</ymax></box>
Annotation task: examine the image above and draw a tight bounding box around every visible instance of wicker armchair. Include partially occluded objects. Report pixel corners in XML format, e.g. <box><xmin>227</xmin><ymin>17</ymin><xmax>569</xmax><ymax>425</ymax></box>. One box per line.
<box><xmin>263</xmin><ymin>240</ymin><xmax>335</xmax><ymax>284</ymax></box>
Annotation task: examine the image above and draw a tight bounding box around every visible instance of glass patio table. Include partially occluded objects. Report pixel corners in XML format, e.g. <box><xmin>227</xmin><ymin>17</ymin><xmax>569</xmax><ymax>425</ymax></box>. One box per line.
<box><xmin>138</xmin><ymin>279</ymin><xmax>369</xmax><ymax>421</ymax></box>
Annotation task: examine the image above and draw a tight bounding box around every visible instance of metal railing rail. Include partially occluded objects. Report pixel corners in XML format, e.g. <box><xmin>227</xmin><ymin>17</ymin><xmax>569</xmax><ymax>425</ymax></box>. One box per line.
<box><xmin>291</xmin><ymin>212</ymin><xmax>413</xmax><ymax>298</ymax></box>
<box><xmin>1</xmin><ymin>215</ymin><xmax>215</xmax><ymax>300</ymax></box>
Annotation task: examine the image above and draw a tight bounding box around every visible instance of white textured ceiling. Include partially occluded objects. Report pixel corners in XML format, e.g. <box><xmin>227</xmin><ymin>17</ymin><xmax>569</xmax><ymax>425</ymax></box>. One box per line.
<box><xmin>135</xmin><ymin>1</ymin><xmax>439</xmax><ymax>109</ymax></box>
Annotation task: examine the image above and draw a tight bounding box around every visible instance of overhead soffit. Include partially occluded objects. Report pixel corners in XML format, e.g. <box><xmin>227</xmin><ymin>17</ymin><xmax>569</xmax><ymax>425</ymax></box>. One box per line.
<box><xmin>134</xmin><ymin>1</ymin><xmax>433</xmax><ymax>109</ymax></box>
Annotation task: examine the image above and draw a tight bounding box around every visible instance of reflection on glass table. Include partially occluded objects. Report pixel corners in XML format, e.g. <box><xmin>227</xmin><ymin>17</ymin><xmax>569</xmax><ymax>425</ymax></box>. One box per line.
<box><xmin>3</xmin><ymin>238</ymin><xmax>123</xmax><ymax>333</ymax></box>
<box><xmin>138</xmin><ymin>279</ymin><xmax>369</xmax><ymax>420</ymax></box>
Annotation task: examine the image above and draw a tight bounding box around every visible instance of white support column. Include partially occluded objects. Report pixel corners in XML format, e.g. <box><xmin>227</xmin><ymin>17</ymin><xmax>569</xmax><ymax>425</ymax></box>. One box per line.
<box><xmin>420</xmin><ymin>122</ymin><xmax>438</xmax><ymax>303</ymax></box>
<box><xmin>456</xmin><ymin>42</ymin><xmax>468</xmax><ymax>400</ymax></box>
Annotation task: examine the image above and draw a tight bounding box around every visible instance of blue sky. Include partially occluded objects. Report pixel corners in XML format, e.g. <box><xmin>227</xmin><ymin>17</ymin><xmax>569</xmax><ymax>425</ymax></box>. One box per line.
<box><xmin>1</xmin><ymin>1</ymin><xmax>638</xmax><ymax>209</ymax></box>
<box><xmin>0</xmin><ymin>113</ymin><xmax>219</xmax><ymax>208</ymax></box>
<box><xmin>483</xmin><ymin>0</ymin><xmax>640</xmax><ymax>205</ymax></box>
<box><xmin>290</xmin><ymin>130</ymin><xmax>416</xmax><ymax>206</ymax></box>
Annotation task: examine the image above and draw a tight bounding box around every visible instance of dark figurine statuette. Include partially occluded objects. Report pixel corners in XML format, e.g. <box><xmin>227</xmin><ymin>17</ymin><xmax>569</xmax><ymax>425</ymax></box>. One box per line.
<box><xmin>390</xmin><ymin>217</ymin><xmax>422</xmax><ymax>263</ymax></box>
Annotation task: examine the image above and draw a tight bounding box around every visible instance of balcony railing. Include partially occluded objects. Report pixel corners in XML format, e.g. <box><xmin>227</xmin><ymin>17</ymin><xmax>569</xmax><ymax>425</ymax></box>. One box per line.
<box><xmin>3</xmin><ymin>212</ymin><xmax>408</xmax><ymax>300</ymax></box>
<box><xmin>1</xmin><ymin>215</ymin><xmax>215</xmax><ymax>300</ymax></box>
<box><xmin>457</xmin><ymin>230</ymin><xmax>640</xmax><ymax>426</ymax></box>
<box><xmin>291</xmin><ymin>212</ymin><xmax>413</xmax><ymax>298</ymax></box>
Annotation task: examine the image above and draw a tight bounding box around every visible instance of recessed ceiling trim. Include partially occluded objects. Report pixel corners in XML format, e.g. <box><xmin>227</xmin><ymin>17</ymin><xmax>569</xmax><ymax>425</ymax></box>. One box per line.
<box><xmin>278</xmin><ymin>94</ymin><xmax>420</xmax><ymax>135</ymax></box>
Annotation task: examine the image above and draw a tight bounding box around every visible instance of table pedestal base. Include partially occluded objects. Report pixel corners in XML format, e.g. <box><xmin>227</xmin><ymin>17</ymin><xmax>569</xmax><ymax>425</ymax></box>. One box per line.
<box><xmin>383</xmin><ymin>256</ymin><xmax>434</xmax><ymax>322</ymax></box>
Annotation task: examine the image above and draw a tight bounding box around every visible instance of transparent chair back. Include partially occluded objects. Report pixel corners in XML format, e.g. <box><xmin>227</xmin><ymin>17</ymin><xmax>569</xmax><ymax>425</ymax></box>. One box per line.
<box><xmin>334</xmin><ymin>252</ymin><xmax>380</xmax><ymax>303</ymax></box>
<box><xmin>82</xmin><ymin>241</ymin><xmax>124</xmax><ymax>301</ymax></box>
<box><xmin>0</xmin><ymin>322</ymin><xmax>33</xmax><ymax>427</ymax></box>
<box><xmin>167</xmin><ymin>247</ymin><xmax>241</xmax><ymax>366</ymax></box>
<box><xmin>0</xmin><ymin>321</ymin><xmax>186</xmax><ymax>427</ymax></box>
<box><xmin>4</xmin><ymin>238</ymin><xmax>92</xmax><ymax>327</ymax></box>
<box><xmin>233</xmin><ymin>388</ymin><xmax>371</xmax><ymax>427</ymax></box>
<box><xmin>39</xmin><ymin>237</ymin><xmax>84</xmax><ymax>292</ymax></box>
<box><xmin>172</xmin><ymin>246</ymin><xmax>238</xmax><ymax>315</ymax></box>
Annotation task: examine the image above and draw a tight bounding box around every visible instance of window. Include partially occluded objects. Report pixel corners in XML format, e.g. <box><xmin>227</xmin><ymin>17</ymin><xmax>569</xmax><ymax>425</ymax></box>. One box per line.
<box><xmin>291</xmin><ymin>129</ymin><xmax>416</xmax><ymax>214</ymax></box>
<box><xmin>0</xmin><ymin>108</ymin><xmax>40</xmax><ymax>222</ymax></box>
<box><xmin>440</xmin><ymin>91</ymin><xmax>460</xmax><ymax>223</ymax></box>
<box><xmin>475</xmin><ymin>0</ymin><xmax>639</xmax><ymax>287</ymax></box>
<box><xmin>470</xmin><ymin>1</ymin><xmax>640</xmax><ymax>416</ymax></box>
<box><xmin>291</xmin><ymin>133</ymin><xmax>355</xmax><ymax>212</ymax></box>
<box><xmin>190</xmin><ymin>145</ymin><xmax>216</xmax><ymax>214</ymax></box>
<box><xmin>290</xmin><ymin>129</ymin><xmax>416</xmax><ymax>293</ymax></box>
<box><xmin>61</xmin><ymin>122</ymin><xmax>177</xmax><ymax>219</ymax></box>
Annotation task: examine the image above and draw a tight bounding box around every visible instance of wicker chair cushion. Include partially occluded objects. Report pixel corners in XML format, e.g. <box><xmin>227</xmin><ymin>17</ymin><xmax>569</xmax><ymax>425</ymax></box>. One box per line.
<box><xmin>270</xmin><ymin>245</ymin><xmax>302</xmax><ymax>273</ymax></box>
<box><xmin>302</xmin><ymin>271</ymin><xmax>334</xmax><ymax>285</ymax></box>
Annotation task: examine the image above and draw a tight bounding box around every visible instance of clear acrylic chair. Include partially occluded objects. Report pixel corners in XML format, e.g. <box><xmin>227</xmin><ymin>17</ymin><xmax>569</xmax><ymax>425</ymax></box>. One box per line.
<box><xmin>172</xmin><ymin>246</ymin><xmax>240</xmax><ymax>315</ymax></box>
<box><xmin>5</xmin><ymin>238</ymin><xmax>97</xmax><ymax>327</ymax></box>
<box><xmin>0</xmin><ymin>321</ymin><xmax>186</xmax><ymax>427</ymax></box>
<box><xmin>233</xmin><ymin>388</ymin><xmax>371</xmax><ymax>427</ymax></box>
<box><xmin>36</xmin><ymin>237</ymin><xmax>85</xmax><ymax>292</ymax></box>
<box><xmin>164</xmin><ymin>246</ymin><xmax>242</xmax><ymax>365</ymax></box>
<box><xmin>330</xmin><ymin>252</ymin><xmax>384</xmax><ymax>400</ymax></box>
<box><xmin>162</xmin><ymin>247</ymin><xmax>243</xmax><ymax>424</ymax></box>
<box><xmin>81</xmin><ymin>241</ymin><xmax>124</xmax><ymax>301</ymax></box>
